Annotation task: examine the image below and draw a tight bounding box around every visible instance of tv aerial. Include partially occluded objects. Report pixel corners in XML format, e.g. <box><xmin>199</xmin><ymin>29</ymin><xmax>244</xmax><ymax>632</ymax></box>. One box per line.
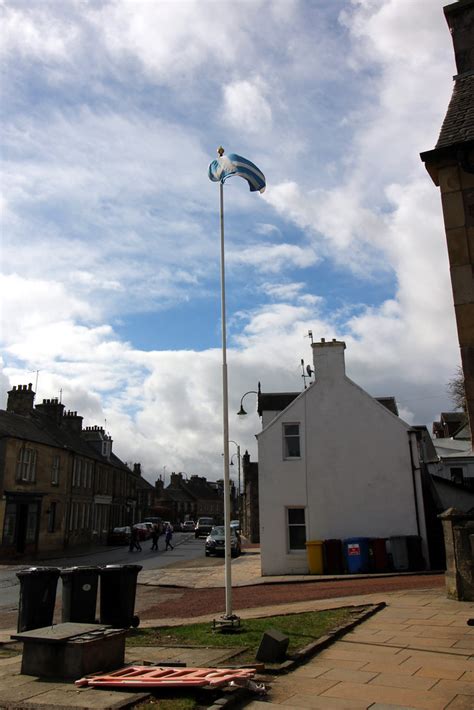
<box><xmin>301</xmin><ymin>359</ymin><xmax>314</xmax><ymax>389</ymax></box>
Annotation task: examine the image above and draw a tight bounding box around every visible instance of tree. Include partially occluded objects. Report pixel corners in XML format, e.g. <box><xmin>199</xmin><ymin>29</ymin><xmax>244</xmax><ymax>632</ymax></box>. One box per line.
<box><xmin>447</xmin><ymin>367</ymin><xmax>467</xmax><ymax>412</ymax></box>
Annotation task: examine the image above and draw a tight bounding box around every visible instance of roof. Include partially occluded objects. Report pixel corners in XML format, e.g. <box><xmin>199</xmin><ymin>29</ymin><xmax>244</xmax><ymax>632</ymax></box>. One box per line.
<box><xmin>432</xmin><ymin>437</ymin><xmax>473</xmax><ymax>459</ymax></box>
<box><xmin>375</xmin><ymin>397</ymin><xmax>399</xmax><ymax>416</ymax></box>
<box><xmin>257</xmin><ymin>391</ymin><xmax>399</xmax><ymax>417</ymax></box>
<box><xmin>0</xmin><ymin>408</ymin><xmax>129</xmax><ymax>470</ymax></box>
<box><xmin>435</xmin><ymin>76</ymin><xmax>474</xmax><ymax>150</ymax></box>
<box><xmin>258</xmin><ymin>392</ymin><xmax>299</xmax><ymax>416</ymax></box>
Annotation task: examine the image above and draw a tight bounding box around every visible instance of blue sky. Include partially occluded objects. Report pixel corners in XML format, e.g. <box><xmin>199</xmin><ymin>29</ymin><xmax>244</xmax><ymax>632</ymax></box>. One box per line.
<box><xmin>0</xmin><ymin>0</ymin><xmax>461</xmax><ymax>482</ymax></box>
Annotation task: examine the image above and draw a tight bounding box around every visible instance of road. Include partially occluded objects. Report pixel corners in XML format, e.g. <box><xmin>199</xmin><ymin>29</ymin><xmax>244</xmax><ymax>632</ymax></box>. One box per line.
<box><xmin>0</xmin><ymin>532</ymin><xmax>206</xmax><ymax>617</ymax></box>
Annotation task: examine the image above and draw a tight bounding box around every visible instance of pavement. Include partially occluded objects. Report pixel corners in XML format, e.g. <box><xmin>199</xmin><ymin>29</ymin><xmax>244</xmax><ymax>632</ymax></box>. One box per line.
<box><xmin>0</xmin><ymin>547</ymin><xmax>472</xmax><ymax>709</ymax></box>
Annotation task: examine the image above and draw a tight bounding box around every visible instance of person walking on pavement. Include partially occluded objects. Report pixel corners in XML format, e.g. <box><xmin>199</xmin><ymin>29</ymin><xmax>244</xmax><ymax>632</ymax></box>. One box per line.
<box><xmin>165</xmin><ymin>523</ymin><xmax>174</xmax><ymax>551</ymax></box>
<box><xmin>151</xmin><ymin>524</ymin><xmax>159</xmax><ymax>551</ymax></box>
<box><xmin>129</xmin><ymin>525</ymin><xmax>142</xmax><ymax>552</ymax></box>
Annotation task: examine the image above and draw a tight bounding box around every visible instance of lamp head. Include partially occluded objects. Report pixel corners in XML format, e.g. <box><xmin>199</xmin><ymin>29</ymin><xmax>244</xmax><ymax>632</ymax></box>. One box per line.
<box><xmin>237</xmin><ymin>405</ymin><xmax>247</xmax><ymax>416</ymax></box>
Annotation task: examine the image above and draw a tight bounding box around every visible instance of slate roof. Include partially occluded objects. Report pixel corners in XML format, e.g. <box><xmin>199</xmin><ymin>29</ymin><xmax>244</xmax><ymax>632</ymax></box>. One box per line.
<box><xmin>257</xmin><ymin>391</ymin><xmax>399</xmax><ymax>417</ymax></box>
<box><xmin>0</xmin><ymin>408</ymin><xmax>129</xmax><ymax>470</ymax></box>
<box><xmin>258</xmin><ymin>392</ymin><xmax>299</xmax><ymax>416</ymax></box>
<box><xmin>435</xmin><ymin>76</ymin><xmax>474</xmax><ymax>150</ymax></box>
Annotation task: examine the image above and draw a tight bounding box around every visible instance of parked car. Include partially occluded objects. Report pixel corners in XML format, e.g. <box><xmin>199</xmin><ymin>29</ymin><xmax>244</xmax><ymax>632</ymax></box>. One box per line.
<box><xmin>195</xmin><ymin>517</ymin><xmax>215</xmax><ymax>538</ymax></box>
<box><xmin>133</xmin><ymin>522</ymin><xmax>153</xmax><ymax>540</ymax></box>
<box><xmin>182</xmin><ymin>520</ymin><xmax>195</xmax><ymax>532</ymax></box>
<box><xmin>205</xmin><ymin>526</ymin><xmax>241</xmax><ymax>557</ymax></box>
<box><xmin>107</xmin><ymin>526</ymin><xmax>131</xmax><ymax>545</ymax></box>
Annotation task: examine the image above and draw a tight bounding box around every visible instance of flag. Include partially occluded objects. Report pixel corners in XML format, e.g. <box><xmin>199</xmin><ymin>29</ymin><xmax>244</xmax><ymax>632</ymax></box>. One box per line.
<box><xmin>208</xmin><ymin>152</ymin><xmax>266</xmax><ymax>193</ymax></box>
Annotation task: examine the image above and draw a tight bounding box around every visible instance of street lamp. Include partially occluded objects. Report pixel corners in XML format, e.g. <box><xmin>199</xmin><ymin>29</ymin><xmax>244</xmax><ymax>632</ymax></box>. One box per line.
<box><xmin>229</xmin><ymin>441</ymin><xmax>241</xmax><ymax>522</ymax></box>
<box><xmin>237</xmin><ymin>388</ymin><xmax>259</xmax><ymax>416</ymax></box>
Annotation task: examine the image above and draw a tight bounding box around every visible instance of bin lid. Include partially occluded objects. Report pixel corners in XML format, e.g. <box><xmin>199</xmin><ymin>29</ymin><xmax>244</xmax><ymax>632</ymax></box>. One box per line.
<box><xmin>100</xmin><ymin>564</ymin><xmax>143</xmax><ymax>573</ymax></box>
<box><xmin>16</xmin><ymin>566</ymin><xmax>60</xmax><ymax>577</ymax></box>
<box><xmin>60</xmin><ymin>566</ymin><xmax>99</xmax><ymax>575</ymax></box>
<box><xmin>344</xmin><ymin>537</ymin><xmax>369</xmax><ymax>543</ymax></box>
<box><xmin>305</xmin><ymin>540</ymin><xmax>323</xmax><ymax>546</ymax></box>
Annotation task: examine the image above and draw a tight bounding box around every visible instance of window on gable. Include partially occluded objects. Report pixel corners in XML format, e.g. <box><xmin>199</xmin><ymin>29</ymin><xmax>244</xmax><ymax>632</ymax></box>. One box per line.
<box><xmin>287</xmin><ymin>507</ymin><xmax>306</xmax><ymax>550</ymax></box>
<box><xmin>283</xmin><ymin>423</ymin><xmax>301</xmax><ymax>458</ymax></box>
<box><xmin>16</xmin><ymin>447</ymin><xmax>37</xmax><ymax>482</ymax></box>
<box><xmin>450</xmin><ymin>467</ymin><xmax>464</xmax><ymax>485</ymax></box>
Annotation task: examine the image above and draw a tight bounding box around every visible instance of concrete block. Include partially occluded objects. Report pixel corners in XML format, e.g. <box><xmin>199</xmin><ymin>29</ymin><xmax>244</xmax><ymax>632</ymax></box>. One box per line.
<box><xmin>256</xmin><ymin>628</ymin><xmax>289</xmax><ymax>662</ymax></box>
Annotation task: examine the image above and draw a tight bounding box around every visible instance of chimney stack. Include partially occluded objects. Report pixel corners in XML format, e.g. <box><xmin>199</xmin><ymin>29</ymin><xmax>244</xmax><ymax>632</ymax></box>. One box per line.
<box><xmin>35</xmin><ymin>398</ymin><xmax>65</xmax><ymax>425</ymax></box>
<box><xmin>62</xmin><ymin>410</ymin><xmax>83</xmax><ymax>433</ymax></box>
<box><xmin>7</xmin><ymin>384</ymin><xmax>35</xmax><ymax>416</ymax></box>
<box><xmin>312</xmin><ymin>339</ymin><xmax>346</xmax><ymax>381</ymax></box>
<box><xmin>444</xmin><ymin>0</ymin><xmax>474</xmax><ymax>76</ymax></box>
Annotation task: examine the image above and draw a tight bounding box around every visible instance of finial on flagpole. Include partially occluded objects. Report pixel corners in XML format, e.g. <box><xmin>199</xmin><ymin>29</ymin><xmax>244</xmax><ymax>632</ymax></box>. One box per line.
<box><xmin>217</xmin><ymin>146</ymin><xmax>225</xmax><ymax>156</ymax></box>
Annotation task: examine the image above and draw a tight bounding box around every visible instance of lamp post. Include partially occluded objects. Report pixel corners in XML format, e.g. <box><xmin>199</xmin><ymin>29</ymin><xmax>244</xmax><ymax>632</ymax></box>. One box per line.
<box><xmin>237</xmin><ymin>389</ymin><xmax>259</xmax><ymax>416</ymax></box>
<box><xmin>229</xmin><ymin>441</ymin><xmax>241</xmax><ymax>521</ymax></box>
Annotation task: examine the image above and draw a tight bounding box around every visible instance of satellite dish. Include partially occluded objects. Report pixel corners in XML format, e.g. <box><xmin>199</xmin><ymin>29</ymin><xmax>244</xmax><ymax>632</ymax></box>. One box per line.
<box><xmin>306</xmin><ymin>364</ymin><xmax>314</xmax><ymax>377</ymax></box>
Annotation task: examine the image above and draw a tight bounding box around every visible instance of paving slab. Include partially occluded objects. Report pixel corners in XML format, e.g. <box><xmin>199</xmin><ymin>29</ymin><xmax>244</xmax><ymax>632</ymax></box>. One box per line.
<box><xmin>248</xmin><ymin>589</ymin><xmax>474</xmax><ymax>710</ymax></box>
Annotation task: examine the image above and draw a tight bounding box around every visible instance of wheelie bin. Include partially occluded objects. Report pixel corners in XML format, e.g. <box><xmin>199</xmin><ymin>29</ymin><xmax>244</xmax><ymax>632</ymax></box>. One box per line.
<box><xmin>61</xmin><ymin>566</ymin><xmax>99</xmax><ymax>623</ymax></box>
<box><xmin>389</xmin><ymin>536</ymin><xmax>409</xmax><ymax>571</ymax></box>
<box><xmin>305</xmin><ymin>541</ymin><xmax>324</xmax><ymax>574</ymax></box>
<box><xmin>16</xmin><ymin>567</ymin><xmax>60</xmax><ymax>632</ymax></box>
<box><xmin>343</xmin><ymin>537</ymin><xmax>370</xmax><ymax>573</ymax></box>
<box><xmin>324</xmin><ymin>539</ymin><xmax>344</xmax><ymax>574</ymax></box>
<box><xmin>407</xmin><ymin>535</ymin><xmax>424</xmax><ymax>571</ymax></box>
<box><xmin>369</xmin><ymin>538</ymin><xmax>389</xmax><ymax>572</ymax></box>
<box><xmin>99</xmin><ymin>564</ymin><xmax>142</xmax><ymax>628</ymax></box>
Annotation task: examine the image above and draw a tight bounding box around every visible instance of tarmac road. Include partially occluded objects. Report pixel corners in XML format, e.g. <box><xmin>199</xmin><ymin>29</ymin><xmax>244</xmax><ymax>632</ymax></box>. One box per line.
<box><xmin>135</xmin><ymin>572</ymin><xmax>445</xmax><ymax>623</ymax></box>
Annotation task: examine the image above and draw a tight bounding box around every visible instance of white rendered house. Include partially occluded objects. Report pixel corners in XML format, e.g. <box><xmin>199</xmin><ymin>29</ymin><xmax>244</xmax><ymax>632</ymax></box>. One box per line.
<box><xmin>257</xmin><ymin>339</ymin><xmax>429</xmax><ymax>576</ymax></box>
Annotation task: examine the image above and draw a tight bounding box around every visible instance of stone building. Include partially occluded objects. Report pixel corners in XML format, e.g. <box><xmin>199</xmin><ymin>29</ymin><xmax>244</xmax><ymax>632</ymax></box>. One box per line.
<box><xmin>420</xmin><ymin>0</ymin><xmax>474</xmax><ymax>442</ymax></box>
<box><xmin>0</xmin><ymin>384</ymin><xmax>146</xmax><ymax>558</ymax></box>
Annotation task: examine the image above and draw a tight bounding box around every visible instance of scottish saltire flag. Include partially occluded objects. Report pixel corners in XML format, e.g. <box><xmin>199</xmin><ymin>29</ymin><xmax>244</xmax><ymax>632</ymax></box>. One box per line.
<box><xmin>208</xmin><ymin>152</ymin><xmax>266</xmax><ymax>193</ymax></box>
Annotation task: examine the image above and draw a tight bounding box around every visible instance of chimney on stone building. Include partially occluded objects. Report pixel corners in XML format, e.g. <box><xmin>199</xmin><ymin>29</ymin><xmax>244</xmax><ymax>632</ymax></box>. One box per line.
<box><xmin>155</xmin><ymin>478</ymin><xmax>164</xmax><ymax>495</ymax></box>
<box><xmin>420</xmin><ymin>0</ymin><xmax>474</xmax><ymax>442</ymax></box>
<box><xmin>35</xmin><ymin>398</ymin><xmax>65</xmax><ymax>425</ymax></box>
<box><xmin>312</xmin><ymin>339</ymin><xmax>346</xmax><ymax>381</ymax></box>
<box><xmin>7</xmin><ymin>384</ymin><xmax>35</xmax><ymax>415</ymax></box>
<box><xmin>62</xmin><ymin>410</ymin><xmax>83</xmax><ymax>433</ymax></box>
<box><xmin>133</xmin><ymin>463</ymin><xmax>141</xmax><ymax>477</ymax></box>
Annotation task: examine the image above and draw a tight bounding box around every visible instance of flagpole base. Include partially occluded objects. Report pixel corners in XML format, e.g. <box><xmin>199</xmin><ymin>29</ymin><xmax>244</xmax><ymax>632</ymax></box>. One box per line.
<box><xmin>212</xmin><ymin>614</ymin><xmax>242</xmax><ymax>633</ymax></box>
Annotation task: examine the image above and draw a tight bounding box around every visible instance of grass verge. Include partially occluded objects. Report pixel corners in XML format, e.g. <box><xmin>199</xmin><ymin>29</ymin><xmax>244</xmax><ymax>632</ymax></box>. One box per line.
<box><xmin>127</xmin><ymin>607</ymin><xmax>353</xmax><ymax>665</ymax></box>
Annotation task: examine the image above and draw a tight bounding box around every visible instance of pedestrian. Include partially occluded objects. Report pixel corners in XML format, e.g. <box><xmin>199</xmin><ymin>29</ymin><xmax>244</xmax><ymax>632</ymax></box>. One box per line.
<box><xmin>129</xmin><ymin>526</ymin><xmax>142</xmax><ymax>552</ymax></box>
<box><xmin>165</xmin><ymin>523</ymin><xmax>174</xmax><ymax>551</ymax></box>
<box><xmin>151</xmin><ymin>524</ymin><xmax>159</xmax><ymax>551</ymax></box>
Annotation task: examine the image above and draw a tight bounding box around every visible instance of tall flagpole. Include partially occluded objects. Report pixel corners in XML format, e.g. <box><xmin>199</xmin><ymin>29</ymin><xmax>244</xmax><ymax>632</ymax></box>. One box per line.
<box><xmin>218</xmin><ymin>146</ymin><xmax>233</xmax><ymax>619</ymax></box>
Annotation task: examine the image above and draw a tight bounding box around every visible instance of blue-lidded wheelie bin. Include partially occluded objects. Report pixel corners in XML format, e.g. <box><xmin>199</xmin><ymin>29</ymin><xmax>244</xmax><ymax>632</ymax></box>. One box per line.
<box><xmin>60</xmin><ymin>566</ymin><xmax>99</xmax><ymax>623</ymax></box>
<box><xmin>16</xmin><ymin>567</ymin><xmax>60</xmax><ymax>632</ymax></box>
<box><xmin>99</xmin><ymin>564</ymin><xmax>142</xmax><ymax>628</ymax></box>
<box><xmin>343</xmin><ymin>537</ymin><xmax>370</xmax><ymax>573</ymax></box>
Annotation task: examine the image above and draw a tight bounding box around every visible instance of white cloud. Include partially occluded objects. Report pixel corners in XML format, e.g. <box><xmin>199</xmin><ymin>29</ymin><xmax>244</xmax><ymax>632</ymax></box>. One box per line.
<box><xmin>223</xmin><ymin>78</ymin><xmax>273</xmax><ymax>135</ymax></box>
<box><xmin>228</xmin><ymin>242</ymin><xmax>319</xmax><ymax>274</ymax></box>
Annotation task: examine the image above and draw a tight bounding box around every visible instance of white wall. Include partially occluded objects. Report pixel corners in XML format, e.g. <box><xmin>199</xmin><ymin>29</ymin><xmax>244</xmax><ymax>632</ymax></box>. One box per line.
<box><xmin>258</xmin><ymin>342</ymin><xmax>427</xmax><ymax>576</ymax></box>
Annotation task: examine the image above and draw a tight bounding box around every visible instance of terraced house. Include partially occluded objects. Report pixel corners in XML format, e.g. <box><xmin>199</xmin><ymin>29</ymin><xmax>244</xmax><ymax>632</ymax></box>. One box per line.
<box><xmin>0</xmin><ymin>383</ymin><xmax>147</xmax><ymax>558</ymax></box>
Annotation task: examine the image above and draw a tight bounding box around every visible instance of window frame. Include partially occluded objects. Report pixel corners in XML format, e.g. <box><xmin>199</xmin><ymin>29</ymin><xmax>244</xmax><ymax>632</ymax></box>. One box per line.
<box><xmin>283</xmin><ymin>422</ymin><xmax>301</xmax><ymax>460</ymax></box>
<box><xmin>51</xmin><ymin>455</ymin><xmax>60</xmax><ymax>485</ymax></box>
<box><xmin>287</xmin><ymin>506</ymin><xmax>306</xmax><ymax>552</ymax></box>
<box><xmin>16</xmin><ymin>447</ymin><xmax>37</xmax><ymax>482</ymax></box>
